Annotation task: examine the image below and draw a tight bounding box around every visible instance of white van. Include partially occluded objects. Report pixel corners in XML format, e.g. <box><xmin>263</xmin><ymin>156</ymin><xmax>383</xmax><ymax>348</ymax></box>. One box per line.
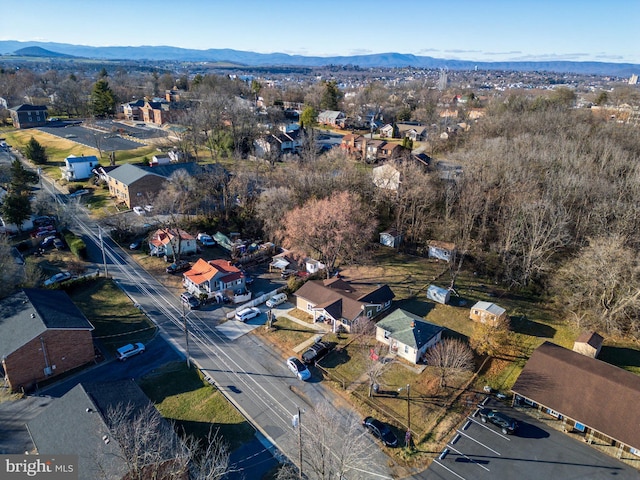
<box><xmin>235</xmin><ymin>307</ymin><xmax>261</xmax><ymax>322</ymax></box>
<box><xmin>266</xmin><ymin>292</ymin><xmax>288</xmax><ymax>308</ymax></box>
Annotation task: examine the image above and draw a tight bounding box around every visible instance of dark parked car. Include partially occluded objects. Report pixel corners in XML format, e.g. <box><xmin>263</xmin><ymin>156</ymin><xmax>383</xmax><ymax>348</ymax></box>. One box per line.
<box><xmin>53</xmin><ymin>238</ymin><xmax>65</xmax><ymax>250</ymax></box>
<box><xmin>301</xmin><ymin>341</ymin><xmax>330</xmax><ymax>364</ymax></box>
<box><xmin>40</xmin><ymin>235</ymin><xmax>57</xmax><ymax>249</ymax></box>
<box><xmin>166</xmin><ymin>259</ymin><xmax>191</xmax><ymax>274</ymax></box>
<box><xmin>180</xmin><ymin>292</ymin><xmax>200</xmax><ymax>310</ymax></box>
<box><xmin>363</xmin><ymin>416</ymin><xmax>398</xmax><ymax>447</ymax></box>
<box><xmin>477</xmin><ymin>408</ymin><xmax>518</xmax><ymax>434</ymax></box>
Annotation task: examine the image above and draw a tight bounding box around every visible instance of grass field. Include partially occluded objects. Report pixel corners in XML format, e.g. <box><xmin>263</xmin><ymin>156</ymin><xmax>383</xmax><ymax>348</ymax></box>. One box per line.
<box><xmin>259</xmin><ymin>316</ymin><xmax>318</xmax><ymax>353</ymax></box>
<box><xmin>67</xmin><ymin>278</ymin><xmax>156</xmax><ymax>352</ymax></box>
<box><xmin>138</xmin><ymin>361</ymin><xmax>255</xmax><ymax>451</ymax></box>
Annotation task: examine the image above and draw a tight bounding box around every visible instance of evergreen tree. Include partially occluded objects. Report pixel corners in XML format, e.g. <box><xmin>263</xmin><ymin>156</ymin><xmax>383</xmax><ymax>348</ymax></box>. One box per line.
<box><xmin>1</xmin><ymin>193</ymin><xmax>31</xmax><ymax>230</ymax></box>
<box><xmin>9</xmin><ymin>159</ymin><xmax>37</xmax><ymax>195</ymax></box>
<box><xmin>23</xmin><ymin>136</ymin><xmax>48</xmax><ymax>165</ymax></box>
<box><xmin>91</xmin><ymin>79</ymin><xmax>116</xmax><ymax>117</ymax></box>
<box><xmin>320</xmin><ymin>80</ymin><xmax>342</xmax><ymax>111</ymax></box>
<box><xmin>300</xmin><ymin>106</ymin><xmax>318</xmax><ymax>130</ymax></box>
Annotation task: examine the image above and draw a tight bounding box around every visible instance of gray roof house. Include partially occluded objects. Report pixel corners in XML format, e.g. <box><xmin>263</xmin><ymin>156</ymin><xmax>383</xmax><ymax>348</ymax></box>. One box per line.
<box><xmin>9</xmin><ymin>104</ymin><xmax>48</xmax><ymax>128</ymax></box>
<box><xmin>26</xmin><ymin>380</ymin><xmax>181</xmax><ymax>480</ymax></box>
<box><xmin>376</xmin><ymin>309</ymin><xmax>444</xmax><ymax>364</ymax></box>
<box><xmin>0</xmin><ymin>289</ymin><xmax>95</xmax><ymax>392</ymax></box>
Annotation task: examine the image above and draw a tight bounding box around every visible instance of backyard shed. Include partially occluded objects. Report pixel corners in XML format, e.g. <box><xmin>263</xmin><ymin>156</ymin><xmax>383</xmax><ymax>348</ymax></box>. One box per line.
<box><xmin>426</xmin><ymin>285</ymin><xmax>450</xmax><ymax>305</ymax></box>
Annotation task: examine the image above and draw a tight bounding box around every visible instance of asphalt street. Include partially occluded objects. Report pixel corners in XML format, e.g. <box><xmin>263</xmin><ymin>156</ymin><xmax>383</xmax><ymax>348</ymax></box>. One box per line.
<box><xmin>31</xmin><ymin>172</ymin><xmax>395</xmax><ymax>480</ymax></box>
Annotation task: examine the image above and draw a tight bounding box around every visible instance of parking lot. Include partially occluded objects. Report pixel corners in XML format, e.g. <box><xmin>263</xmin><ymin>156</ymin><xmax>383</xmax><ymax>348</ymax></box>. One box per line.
<box><xmin>422</xmin><ymin>398</ymin><xmax>640</xmax><ymax>480</ymax></box>
<box><xmin>37</xmin><ymin>120</ymin><xmax>164</xmax><ymax>151</ymax></box>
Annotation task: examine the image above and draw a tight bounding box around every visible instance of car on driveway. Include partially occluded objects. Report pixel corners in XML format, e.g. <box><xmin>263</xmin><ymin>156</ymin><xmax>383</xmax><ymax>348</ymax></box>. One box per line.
<box><xmin>166</xmin><ymin>259</ymin><xmax>191</xmax><ymax>274</ymax></box>
<box><xmin>301</xmin><ymin>341</ymin><xmax>330</xmax><ymax>364</ymax></box>
<box><xmin>40</xmin><ymin>235</ymin><xmax>57</xmax><ymax>249</ymax></box>
<box><xmin>129</xmin><ymin>239</ymin><xmax>143</xmax><ymax>250</ymax></box>
<box><xmin>477</xmin><ymin>407</ymin><xmax>518</xmax><ymax>434</ymax></box>
<box><xmin>53</xmin><ymin>238</ymin><xmax>66</xmax><ymax>250</ymax></box>
<box><xmin>116</xmin><ymin>343</ymin><xmax>145</xmax><ymax>361</ymax></box>
<box><xmin>234</xmin><ymin>307</ymin><xmax>261</xmax><ymax>322</ymax></box>
<box><xmin>180</xmin><ymin>292</ymin><xmax>200</xmax><ymax>310</ymax></box>
<box><xmin>363</xmin><ymin>416</ymin><xmax>398</xmax><ymax>447</ymax></box>
<box><xmin>287</xmin><ymin>357</ymin><xmax>311</xmax><ymax>381</ymax></box>
<box><xmin>44</xmin><ymin>271</ymin><xmax>73</xmax><ymax>286</ymax></box>
<box><xmin>196</xmin><ymin>233</ymin><xmax>215</xmax><ymax>246</ymax></box>
<box><xmin>133</xmin><ymin>206</ymin><xmax>145</xmax><ymax>215</ymax></box>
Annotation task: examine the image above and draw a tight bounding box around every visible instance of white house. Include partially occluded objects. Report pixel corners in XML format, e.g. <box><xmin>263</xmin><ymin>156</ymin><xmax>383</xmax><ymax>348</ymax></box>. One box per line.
<box><xmin>148</xmin><ymin>228</ymin><xmax>196</xmax><ymax>257</ymax></box>
<box><xmin>61</xmin><ymin>155</ymin><xmax>99</xmax><ymax>181</ymax></box>
<box><xmin>150</xmin><ymin>154</ymin><xmax>171</xmax><ymax>166</ymax></box>
<box><xmin>183</xmin><ymin>258</ymin><xmax>245</xmax><ymax>299</ymax></box>
<box><xmin>376</xmin><ymin>309</ymin><xmax>444</xmax><ymax>364</ymax></box>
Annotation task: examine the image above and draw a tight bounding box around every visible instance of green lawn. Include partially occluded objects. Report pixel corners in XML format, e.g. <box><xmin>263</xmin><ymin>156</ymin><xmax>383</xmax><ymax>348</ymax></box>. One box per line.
<box><xmin>258</xmin><ymin>316</ymin><xmax>318</xmax><ymax>353</ymax></box>
<box><xmin>138</xmin><ymin>361</ymin><xmax>255</xmax><ymax>451</ymax></box>
<box><xmin>67</xmin><ymin>278</ymin><xmax>156</xmax><ymax>352</ymax></box>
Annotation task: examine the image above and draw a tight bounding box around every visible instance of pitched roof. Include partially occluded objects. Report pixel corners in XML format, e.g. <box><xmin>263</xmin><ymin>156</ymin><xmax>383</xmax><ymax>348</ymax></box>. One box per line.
<box><xmin>108</xmin><ymin>163</ymin><xmax>161</xmax><ymax>185</ymax></box>
<box><xmin>149</xmin><ymin>228</ymin><xmax>194</xmax><ymax>247</ymax></box>
<box><xmin>575</xmin><ymin>331</ymin><xmax>604</xmax><ymax>349</ymax></box>
<box><xmin>377</xmin><ymin>309</ymin><xmax>443</xmax><ymax>349</ymax></box>
<box><xmin>183</xmin><ymin>258</ymin><xmax>242</xmax><ymax>285</ymax></box>
<box><xmin>472</xmin><ymin>301</ymin><xmax>506</xmax><ymax>317</ymax></box>
<box><xmin>512</xmin><ymin>342</ymin><xmax>640</xmax><ymax>449</ymax></box>
<box><xmin>295</xmin><ymin>279</ymin><xmax>394</xmax><ymax>321</ymax></box>
<box><xmin>26</xmin><ymin>380</ymin><xmax>167</xmax><ymax>480</ymax></box>
<box><xmin>65</xmin><ymin>155</ymin><xmax>99</xmax><ymax>165</ymax></box>
<box><xmin>0</xmin><ymin>289</ymin><xmax>94</xmax><ymax>356</ymax></box>
<box><xmin>9</xmin><ymin>104</ymin><xmax>48</xmax><ymax>112</ymax></box>
<box><xmin>142</xmin><ymin>162</ymin><xmax>203</xmax><ymax>178</ymax></box>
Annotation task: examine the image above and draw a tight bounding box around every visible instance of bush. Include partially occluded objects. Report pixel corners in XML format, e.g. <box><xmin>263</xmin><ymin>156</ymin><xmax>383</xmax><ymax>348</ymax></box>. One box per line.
<box><xmin>62</xmin><ymin>230</ymin><xmax>87</xmax><ymax>260</ymax></box>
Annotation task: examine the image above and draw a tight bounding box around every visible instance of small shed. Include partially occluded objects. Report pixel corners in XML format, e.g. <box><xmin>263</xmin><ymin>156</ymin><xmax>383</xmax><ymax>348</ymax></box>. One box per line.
<box><xmin>428</xmin><ymin>241</ymin><xmax>456</xmax><ymax>262</ymax></box>
<box><xmin>426</xmin><ymin>285</ymin><xmax>450</xmax><ymax>305</ymax></box>
<box><xmin>470</xmin><ymin>301</ymin><xmax>507</xmax><ymax>327</ymax></box>
<box><xmin>380</xmin><ymin>229</ymin><xmax>402</xmax><ymax>248</ymax></box>
<box><xmin>573</xmin><ymin>331</ymin><xmax>604</xmax><ymax>358</ymax></box>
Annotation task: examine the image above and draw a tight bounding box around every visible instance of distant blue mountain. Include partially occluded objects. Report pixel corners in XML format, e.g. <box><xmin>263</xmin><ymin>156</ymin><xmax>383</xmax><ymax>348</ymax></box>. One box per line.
<box><xmin>0</xmin><ymin>40</ymin><xmax>638</xmax><ymax>76</ymax></box>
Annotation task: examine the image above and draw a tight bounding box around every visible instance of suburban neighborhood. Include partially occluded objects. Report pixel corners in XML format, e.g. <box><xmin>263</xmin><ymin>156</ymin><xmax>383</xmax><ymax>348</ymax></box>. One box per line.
<box><xmin>0</xmin><ymin>33</ymin><xmax>640</xmax><ymax>480</ymax></box>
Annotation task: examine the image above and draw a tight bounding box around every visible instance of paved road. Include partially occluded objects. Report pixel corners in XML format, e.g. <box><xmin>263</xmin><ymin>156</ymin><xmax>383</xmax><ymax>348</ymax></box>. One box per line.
<box><xmin>34</xmin><ymin>172</ymin><xmax>394</xmax><ymax>480</ymax></box>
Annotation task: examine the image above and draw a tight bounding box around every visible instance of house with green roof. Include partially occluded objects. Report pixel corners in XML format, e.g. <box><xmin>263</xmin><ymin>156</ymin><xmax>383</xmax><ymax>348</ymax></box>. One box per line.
<box><xmin>375</xmin><ymin>309</ymin><xmax>444</xmax><ymax>364</ymax></box>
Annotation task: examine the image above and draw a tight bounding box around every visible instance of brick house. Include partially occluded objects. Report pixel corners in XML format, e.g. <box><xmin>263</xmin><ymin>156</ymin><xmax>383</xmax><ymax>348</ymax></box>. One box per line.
<box><xmin>105</xmin><ymin>163</ymin><xmax>166</xmax><ymax>208</ymax></box>
<box><xmin>0</xmin><ymin>289</ymin><xmax>94</xmax><ymax>392</ymax></box>
<box><xmin>9</xmin><ymin>104</ymin><xmax>48</xmax><ymax>128</ymax></box>
<box><xmin>294</xmin><ymin>278</ymin><xmax>395</xmax><ymax>332</ymax></box>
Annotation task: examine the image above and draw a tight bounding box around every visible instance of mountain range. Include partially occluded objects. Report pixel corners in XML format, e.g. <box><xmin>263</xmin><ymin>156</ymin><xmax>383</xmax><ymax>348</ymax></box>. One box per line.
<box><xmin>2</xmin><ymin>40</ymin><xmax>639</xmax><ymax>77</ymax></box>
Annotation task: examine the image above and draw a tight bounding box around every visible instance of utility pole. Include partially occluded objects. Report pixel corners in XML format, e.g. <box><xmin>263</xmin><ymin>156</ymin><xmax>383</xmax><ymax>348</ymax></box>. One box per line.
<box><xmin>406</xmin><ymin>383</ymin><xmax>411</xmax><ymax>448</ymax></box>
<box><xmin>292</xmin><ymin>408</ymin><xmax>302</xmax><ymax>479</ymax></box>
<box><xmin>98</xmin><ymin>226</ymin><xmax>108</xmax><ymax>278</ymax></box>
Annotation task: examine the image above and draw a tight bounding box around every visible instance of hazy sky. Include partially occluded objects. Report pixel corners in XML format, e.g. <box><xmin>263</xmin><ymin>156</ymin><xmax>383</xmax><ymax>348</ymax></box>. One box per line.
<box><xmin>3</xmin><ymin>0</ymin><xmax>639</xmax><ymax>64</ymax></box>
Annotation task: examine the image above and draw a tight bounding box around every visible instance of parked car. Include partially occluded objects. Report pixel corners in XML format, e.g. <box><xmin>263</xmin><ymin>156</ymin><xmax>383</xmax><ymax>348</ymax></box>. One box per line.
<box><xmin>180</xmin><ymin>292</ymin><xmax>200</xmax><ymax>310</ymax></box>
<box><xmin>116</xmin><ymin>343</ymin><xmax>145</xmax><ymax>361</ymax></box>
<box><xmin>40</xmin><ymin>235</ymin><xmax>57</xmax><ymax>249</ymax></box>
<box><xmin>129</xmin><ymin>239</ymin><xmax>143</xmax><ymax>250</ymax></box>
<box><xmin>266</xmin><ymin>292</ymin><xmax>287</xmax><ymax>308</ymax></box>
<box><xmin>234</xmin><ymin>307</ymin><xmax>261</xmax><ymax>322</ymax></box>
<box><xmin>44</xmin><ymin>271</ymin><xmax>73</xmax><ymax>286</ymax></box>
<box><xmin>362</xmin><ymin>416</ymin><xmax>398</xmax><ymax>447</ymax></box>
<box><xmin>166</xmin><ymin>259</ymin><xmax>191</xmax><ymax>274</ymax></box>
<box><xmin>280</xmin><ymin>269</ymin><xmax>297</xmax><ymax>279</ymax></box>
<box><xmin>68</xmin><ymin>189</ymin><xmax>89</xmax><ymax>199</ymax></box>
<box><xmin>133</xmin><ymin>206</ymin><xmax>145</xmax><ymax>215</ymax></box>
<box><xmin>286</xmin><ymin>356</ymin><xmax>311</xmax><ymax>381</ymax></box>
<box><xmin>196</xmin><ymin>233</ymin><xmax>216</xmax><ymax>246</ymax></box>
<box><xmin>144</xmin><ymin>204</ymin><xmax>154</xmax><ymax>212</ymax></box>
<box><xmin>301</xmin><ymin>341</ymin><xmax>330</xmax><ymax>364</ymax></box>
<box><xmin>477</xmin><ymin>408</ymin><xmax>518</xmax><ymax>434</ymax></box>
<box><xmin>244</xmin><ymin>275</ymin><xmax>254</xmax><ymax>285</ymax></box>
<box><xmin>53</xmin><ymin>238</ymin><xmax>66</xmax><ymax>250</ymax></box>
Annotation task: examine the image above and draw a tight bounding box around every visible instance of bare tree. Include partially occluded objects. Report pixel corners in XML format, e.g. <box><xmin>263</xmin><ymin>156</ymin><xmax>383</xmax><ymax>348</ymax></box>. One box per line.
<box><xmin>469</xmin><ymin>315</ymin><xmax>511</xmax><ymax>357</ymax></box>
<box><xmin>298</xmin><ymin>404</ymin><xmax>380</xmax><ymax>480</ymax></box>
<box><xmin>425</xmin><ymin>338</ymin><xmax>475</xmax><ymax>388</ymax></box>
<box><xmin>0</xmin><ymin>237</ymin><xmax>20</xmax><ymax>298</ymax></box>
<box><xmin>255</xmin><ymin>187</ymin><xmax>295</xmax><ymax>243</ymax></box>
<box><xmin>282</xmin><ymin>191</ymin><xmax>377</xmax><ymax>276</ymax></box>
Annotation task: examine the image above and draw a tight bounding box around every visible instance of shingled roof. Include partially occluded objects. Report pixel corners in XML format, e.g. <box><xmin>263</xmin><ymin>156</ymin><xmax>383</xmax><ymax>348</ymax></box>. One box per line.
<box><xmin>377</xmin><ymin>309</ymin><xmax>443</xmax><ymax>350</ymax></box>
<box><xmin>512</xmin><ymin>341</ymin><xmax>640</xmax><ymax>449</ymax></box>
<box><xmin>0</xmin><ymin>289</ymin><xmax>94</xmax><ymax>356</ymax></box>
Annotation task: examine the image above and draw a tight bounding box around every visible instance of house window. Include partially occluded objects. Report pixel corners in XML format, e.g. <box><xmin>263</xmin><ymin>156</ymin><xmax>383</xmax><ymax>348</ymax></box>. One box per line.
<box><xmin>404</xmin><ymin>345</ymin><xmax>409</xmax><ymax>354</ymax></box>
<box><xmin>366</xmin><ymin>310</ymin><xmax>372</xmax><ymax>318</ymax></box>
<box><xmin>306</xmin><ymin>304</ymin><xmax>314</xmax><ymax>312</ymax></box>
<box><xmin>376</xmin><ymin>305</ymin><xmax>381</xmax><ymax>312</ymax></box>
<box><xmin>630</xmin><ymin>447</ymin><xmax>640</xmax><ymax>457</ymax></box>
<box><xmin>384</xmin><ymin>330</ymin><xmax>390</xmax><ymax>339</ymax></box>
<box><xmin>474</xmin><ymin>310</ymin><xmax>479</xmax><ymax>315</ymax></box>
<box><xmin>546</xmin><ymin>409</ymin><xmax>561</xmax><ymax>419</ymax></box>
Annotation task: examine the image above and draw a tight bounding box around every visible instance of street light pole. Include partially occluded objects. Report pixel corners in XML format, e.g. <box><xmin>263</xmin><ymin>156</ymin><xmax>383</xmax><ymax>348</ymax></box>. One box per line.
<box><xmin>292</xmin><ymin>408</ymin><xmax>302</xmax><ymax>480</ymax></box>
<box><xmin>399</xmin><ymin>383</ymin><xmax>411</xmax><ymax>448</ymax></box>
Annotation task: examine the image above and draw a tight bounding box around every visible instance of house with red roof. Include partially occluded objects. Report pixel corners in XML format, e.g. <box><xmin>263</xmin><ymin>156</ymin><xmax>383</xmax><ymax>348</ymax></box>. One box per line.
<box><xmin>148</xmin><ymin>228</ymin><xmax>196</xmax><ymax>258</ymax></box>
<box><xmin>183</xmin><ymin>258</ymin><xmax>245</xmax><ymax>299</ymax></box>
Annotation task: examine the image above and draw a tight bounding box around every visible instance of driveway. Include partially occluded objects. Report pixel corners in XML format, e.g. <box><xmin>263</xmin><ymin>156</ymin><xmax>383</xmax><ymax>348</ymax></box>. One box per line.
<box><xmin>419</xmin><ymin>398</ymin><xmax>640</xmax><ymax>480</ymax></box>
